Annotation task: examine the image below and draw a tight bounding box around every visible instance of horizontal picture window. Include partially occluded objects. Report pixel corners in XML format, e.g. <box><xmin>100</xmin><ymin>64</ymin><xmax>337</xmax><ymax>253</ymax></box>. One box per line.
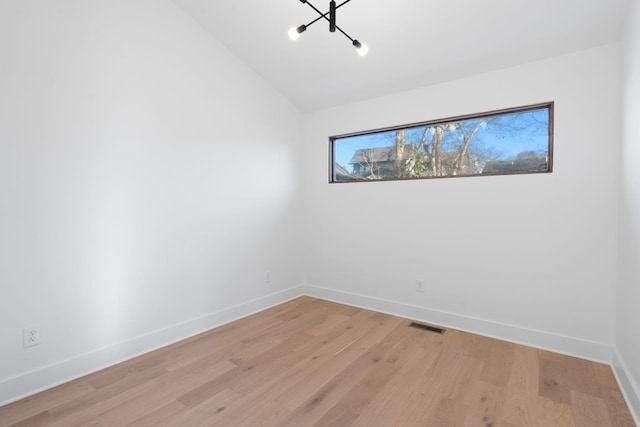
<box><xmin>330</xmin><ymin>102</ymin><xmax>553</xmax><ymax>183</ymax></box>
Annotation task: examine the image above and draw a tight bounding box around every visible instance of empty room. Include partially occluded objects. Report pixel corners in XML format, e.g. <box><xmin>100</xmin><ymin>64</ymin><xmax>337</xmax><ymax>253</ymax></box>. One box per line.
<box><xmin>1</xmin><ymin>0</ymin><xmax>639</xmax><ymax>425</ymax></box>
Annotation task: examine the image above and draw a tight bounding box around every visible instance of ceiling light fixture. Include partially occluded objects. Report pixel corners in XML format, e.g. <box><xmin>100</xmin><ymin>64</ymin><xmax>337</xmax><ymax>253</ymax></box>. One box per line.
<box><xmin>288</xmin><ymin>0</ymin><xmax>368</xmax><ymax>56</ymax></box>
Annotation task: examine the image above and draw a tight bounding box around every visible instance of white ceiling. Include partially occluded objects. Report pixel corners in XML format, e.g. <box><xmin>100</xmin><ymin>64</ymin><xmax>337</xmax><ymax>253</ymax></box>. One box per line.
<box><xmin>172</xmin><ymin>0</ymin><xmax>630</xmax><ymax>112</ymax></box>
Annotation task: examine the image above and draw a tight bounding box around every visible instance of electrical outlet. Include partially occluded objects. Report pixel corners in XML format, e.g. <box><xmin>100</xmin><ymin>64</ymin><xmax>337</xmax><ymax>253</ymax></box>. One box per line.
<box><xmin>265</xmin><ymin>271</ymin><xmax>271</xmax><ymax>284</ymax></box>
<box><xmin>415</xmin><ymin>279</ymin><xmax>425</xmax><ymax>293</ymax></box>
<box><xmin>23</xmin><ymin>326</ymin><xmax>41</xmax><ymax>347</ymax></box>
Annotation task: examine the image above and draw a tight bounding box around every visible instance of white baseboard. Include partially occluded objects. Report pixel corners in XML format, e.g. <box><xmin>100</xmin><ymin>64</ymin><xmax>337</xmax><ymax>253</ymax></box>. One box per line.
<box><xmin>303</xmin><ymin>284</ymin><xmax>613</xmax><ymax>364</ymax></box>
<box><xmin>0</xmin><ymin>285</ymin><xmax>304</xmax><ymax>406</ymax></box>
<box><xmin>612</xmin><ymin>348</ymin><xmax>640</xmax><ymax>426</ymax></box>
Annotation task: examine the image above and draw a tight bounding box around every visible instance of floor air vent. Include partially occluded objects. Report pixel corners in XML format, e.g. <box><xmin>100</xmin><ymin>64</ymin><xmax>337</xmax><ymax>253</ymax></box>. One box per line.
<box><xmin>408</xmin><ymin>322</ymin><xmax>446</xmax><ymax>334</ymax></box>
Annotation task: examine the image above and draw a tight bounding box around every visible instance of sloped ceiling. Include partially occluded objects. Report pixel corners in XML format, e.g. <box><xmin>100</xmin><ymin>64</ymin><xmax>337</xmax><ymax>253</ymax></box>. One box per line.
<box><xmin>173</xmin><ymin>0</ymin><xmax>630</xmax><ymax>112</ymax></box>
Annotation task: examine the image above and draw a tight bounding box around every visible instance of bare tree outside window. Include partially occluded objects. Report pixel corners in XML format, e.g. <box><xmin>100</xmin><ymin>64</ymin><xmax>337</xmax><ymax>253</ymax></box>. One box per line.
<box><xmin>330</xmin><ymin>103</ymin><xmax>553</xmax><ymax>183</ymax></box>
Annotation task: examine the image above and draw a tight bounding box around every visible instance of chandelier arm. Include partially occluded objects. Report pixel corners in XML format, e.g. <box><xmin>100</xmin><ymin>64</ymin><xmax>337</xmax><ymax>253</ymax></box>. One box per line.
<box><xmin>301</xmin><ymin>0</ymin><xmax>353</xmax><ymax>29</ymax></box>
<box><xmin>302</xmin><ymin>0</ymin><xmax>328</xmax><ymax>23</ymax></box>
<box><xmin>334</xmin><ymin>25</ymin><xmax>355</xmax><ymax>43</ymax></box>
<box><xmin>304</xmin><ymin>13</ymin><xmax>325</xmax><ymax>28</ymax></box>
<box><xmin>335</xmin><ymin>0</ymin><xmax>353</xmax><ymax>9</ymax></box>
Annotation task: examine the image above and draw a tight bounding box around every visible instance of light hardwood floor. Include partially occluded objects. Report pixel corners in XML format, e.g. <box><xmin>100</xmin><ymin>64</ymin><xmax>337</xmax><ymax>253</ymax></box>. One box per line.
<box><xmin>0</xmin><ymin>297</ymin><xmax>635</xmax><ymax>426</ymax></box>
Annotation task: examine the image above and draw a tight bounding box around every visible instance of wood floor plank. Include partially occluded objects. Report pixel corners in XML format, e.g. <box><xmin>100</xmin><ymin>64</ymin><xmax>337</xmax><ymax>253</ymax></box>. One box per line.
<box><xmin>431</xmin><ymin>330</ymin><xmax>468</xmax><ymax>378</ymax></box>
<box><xmin>224</xmin><ymin>333</ymin><xmax>317</xmax><ymax>396</ymax></box>
<box><xmin>6</xmin><ymin>410</ymin><xmax>51</xmax><ymax>427</ymax></box>
<box><xmin>571</xmin><ymin>389</ymin><xmax>613</xmax><ymax>427</ymax></box>
<box><xmin>440</xmin><ymin>355</ymin><xmax>484</xmax><ymax>406</ymax></box>
<box><xmin>278</xmin><ymin>340</ymin><xmax>404</xmax><ymax>427</ymax></box>
<box><xmin>537</xmin><ymin>396</ymin><xmax>575</xmax><ymax>427</ymax></box>
<box><xmin>480</xmin><ymin>337</ymin><xmax>517</xmax><ymax>387</ymax></box>
<box><xmin>0</xmin><ymin>297</ymin><xmax>634</xmax><ymax>427</ymax></box>
<box><xmin>178</xmin><ymin>320</ymin><xmax>378</xmax><ymax>426</ymax></box>
<box><xmin>389</xmin><ymin>375</ymin><xmax>448</xmax><ymax>426</ymax></box>
<box><xmin>594</xmin><ymin>363</ymin><xmax>622</xmax><ymax>390</ymax></box>
<box><xmin>162</xmin><ymin>388</ymin><xmax>241</xmax><ymax>427</ymax></box>
<box><xmin>174</xmin><ymin>381</ymin><xmax>285</xmax><ymax>426</ymax></box>
<box><xmin>312</xmin><ymin>403</ymin><xmax>359</xmax><ymax>427</ymax></box>
<box><xmin>431</xmin><ymin>397</ymin><xmax>470</xmax><ymax>426</ymax></box>
<box><xmin>539</xmin><ymin>354</ymin><xmax>573</xmax><ymax>405</ymax></box>
<box><xmin>603</xmin><ymin>388</ymin><xmax>637</xmax><ymax>426</ymax></box>
<box><xmin>39</xmin><ymin>366</ymin><xmax>167</xmax><ymax>426</ymax></box>
<box><xmin>79</xmin><ymin>359</ymin><xmax>236</xmax><ymax>427</ymax></box>
<box><xmin>272</xmin><ymin>314</ymin><xmax>404</xmax><ymax>411</ymax></box>
<box><xmin>501</xmin><ymin>345</ymin><xmax>540</xmax><ymax>426</ymax></box>
<box><xmin>175</xmin><ymin>332</ymin><xmax>313</xmax><ymax>408</ymax></box>
<box><xmin>337</xmin><ymin>339</ymin><xmax>408</xmax><ymax>413</ymax></box>
<box><xmin>47</xmin><ymin>381</ymin><xmax>159</xmax><ymax>427</ymax></box>
<box><xmin>350</xmin><ymin>346</ymin><xmax>442</xmax><ymax>426</ymax></box>
<box><xmin>122</xmin><ymin>401</ymin><xmax>185</xmax><ymax>427</ymax></box>
<box><xmin>463</xmin><ymin>380</ymin><xmax>508</xmax><ymax>427</ymax></box>
<box><xmin>0</xmin><ymin>379</ymin><xmax>95</xmax><ymax>426</ymax></box>
<box><xmin>277</xmin><ymin>346</ymin><xmax>386</xmax><ymax>426</ymax></box>
<box><xmin>305</xmin><ymin>312</ymin><xmax>352</xmax><ymax>337</ymax></box>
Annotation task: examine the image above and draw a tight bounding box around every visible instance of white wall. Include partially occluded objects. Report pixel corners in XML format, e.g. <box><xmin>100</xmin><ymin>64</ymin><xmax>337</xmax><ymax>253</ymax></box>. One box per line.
<box><xmin>302</xmin><ymin>44</ymin><xmax>620</xmax><ymax>362</ymax></box>
<box><xmin>0</xmin><ymin>0</ymin><xmax>302</xmax><ymax>404</ymax></box>
<box><xmin>616</xmin><ymin>0</ymin><xmax>640</xmax><ymax>421</ymax></box>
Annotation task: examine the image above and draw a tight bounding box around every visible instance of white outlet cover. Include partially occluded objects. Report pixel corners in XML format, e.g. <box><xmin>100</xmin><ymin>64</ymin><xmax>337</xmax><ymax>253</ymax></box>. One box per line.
<box><xmin>23</xmin><ymin>326</ymin><xmax>41</xmax><ymax>347</ymax></box>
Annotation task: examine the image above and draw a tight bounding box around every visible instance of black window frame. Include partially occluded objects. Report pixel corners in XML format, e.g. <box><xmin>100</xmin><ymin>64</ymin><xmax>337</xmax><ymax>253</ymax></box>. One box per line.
<box><xmin>329</xmin><ymin>102</ymin><xmax>554</xmax><ymax>183</ymax></box>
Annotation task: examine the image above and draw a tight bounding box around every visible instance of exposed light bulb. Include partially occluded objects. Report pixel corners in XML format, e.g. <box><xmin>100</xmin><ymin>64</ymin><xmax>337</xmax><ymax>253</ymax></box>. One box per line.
<box><xmin>288</xmin><ymin>25</ymin><xmax>306</xmax><ymax>41</ymax></box>
<box><xmin>353</xmin><ymin>41</ymin><xmax>368</xmax><ymax>56</ymax></box>
<box><xmin>288</xmin><ymin>27</ymin><xmax>301</xmax><ymax>41</ymax></box>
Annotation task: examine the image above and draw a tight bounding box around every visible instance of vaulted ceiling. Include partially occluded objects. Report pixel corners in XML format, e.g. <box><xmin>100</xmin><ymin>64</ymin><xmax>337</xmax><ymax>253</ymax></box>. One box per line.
<box><xmin>173</xmin><ymin>0</ymin><xmax>630</xmax><ymax>112</ymax></box>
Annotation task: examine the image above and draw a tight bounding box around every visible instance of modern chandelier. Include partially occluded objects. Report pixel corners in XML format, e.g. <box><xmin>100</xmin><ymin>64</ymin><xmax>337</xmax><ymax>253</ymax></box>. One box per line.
<box><xmin>288</xmin><ymin>0</ymin><xmax>369</xmax><ymax>56</ymax></box>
